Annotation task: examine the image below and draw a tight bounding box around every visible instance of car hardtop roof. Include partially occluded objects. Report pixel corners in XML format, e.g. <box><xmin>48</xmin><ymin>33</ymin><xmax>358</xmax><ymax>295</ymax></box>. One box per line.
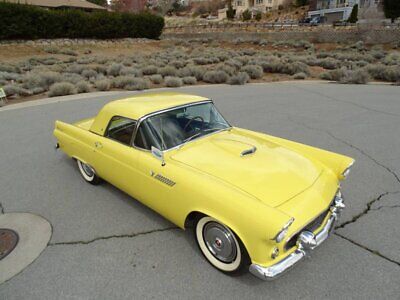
<box><xmin>89</xmin><ymin>92</ymin><xmax>211</xmax><ymax>136</ymax></box>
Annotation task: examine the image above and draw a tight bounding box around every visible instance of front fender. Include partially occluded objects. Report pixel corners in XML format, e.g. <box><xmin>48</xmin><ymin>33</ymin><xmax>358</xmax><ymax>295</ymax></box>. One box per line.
<box><xmin>171</xmin><ymin>162</ymin><xmax>292</xmax><ymax>265</ymax></box>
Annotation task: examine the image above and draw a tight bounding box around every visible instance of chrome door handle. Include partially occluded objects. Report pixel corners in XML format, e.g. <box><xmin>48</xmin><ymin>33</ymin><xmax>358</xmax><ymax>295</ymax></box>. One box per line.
<box><xmin>94</xmin><ymin>142</ymin><xmax>103</xmax><ymax>148</ymax></box>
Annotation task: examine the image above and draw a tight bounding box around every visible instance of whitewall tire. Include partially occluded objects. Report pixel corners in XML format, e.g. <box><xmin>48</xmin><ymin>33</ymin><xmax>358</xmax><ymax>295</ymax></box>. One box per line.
<box><xmin>77</xmin><ymin>159</ymin><xmax>101</xmax><ymax>185</ymax></box>
<box><xmin>195</xmin><ymin>216</ymin><xmax>249</xmax><ymax>274</ymax></box>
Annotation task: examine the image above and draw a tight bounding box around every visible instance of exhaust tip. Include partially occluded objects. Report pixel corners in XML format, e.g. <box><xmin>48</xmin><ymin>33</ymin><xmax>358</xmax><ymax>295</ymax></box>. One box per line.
<box><xmin>55</xmin><ymin>143</ymin><xmax>60</xmax><ymax>150</ymax></box>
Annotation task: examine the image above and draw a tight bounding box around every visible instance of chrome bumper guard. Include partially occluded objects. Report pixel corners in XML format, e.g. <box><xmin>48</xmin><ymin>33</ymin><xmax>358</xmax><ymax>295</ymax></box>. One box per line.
<box><xmin>249</xmin><ymin>192</ymin><xmax>345</xmax><ymax>281</ymax></box>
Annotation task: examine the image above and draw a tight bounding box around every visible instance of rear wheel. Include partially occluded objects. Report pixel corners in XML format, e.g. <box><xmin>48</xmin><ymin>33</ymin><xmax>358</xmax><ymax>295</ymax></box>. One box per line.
<box><xmin>195</xmin><ymin>216</ymin><xmax>250</xmax><ymax>275</ymax></box>
<box><xmin>76</xmin><ymin>159</ymin><xmax>101</xmax><ymax>185</ymax></box>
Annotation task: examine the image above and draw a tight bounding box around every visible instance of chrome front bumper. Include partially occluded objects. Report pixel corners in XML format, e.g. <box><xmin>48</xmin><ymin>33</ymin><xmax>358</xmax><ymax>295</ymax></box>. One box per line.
<box><xmin>249</xmin><ymin>193</ymin><xmax>345</xmax><ymax>280</ymax></box>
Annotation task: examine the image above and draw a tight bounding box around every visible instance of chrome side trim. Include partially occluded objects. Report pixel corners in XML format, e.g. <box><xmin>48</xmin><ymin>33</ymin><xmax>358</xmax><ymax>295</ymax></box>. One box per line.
<box><xmin>154</xmin><ymin>174</ymin><xmax>176</xmax><ymax>187</ymax></box>
<box><xmin>249</xmin><ymin>192</ymin><xmax>345</xmax><ymax>281</ymax></box>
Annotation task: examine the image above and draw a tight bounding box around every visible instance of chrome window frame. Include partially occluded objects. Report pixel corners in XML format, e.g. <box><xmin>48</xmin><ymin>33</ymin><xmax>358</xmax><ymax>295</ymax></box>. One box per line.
<box><xmin>131</xmin><ymin>100</ymin><xmax>232</xmax><ymax>153</ymax></box>
<box><xmin>104</xmin><ymin>115</ymin><xmax>138</xmax><ymax>147</ymax></box>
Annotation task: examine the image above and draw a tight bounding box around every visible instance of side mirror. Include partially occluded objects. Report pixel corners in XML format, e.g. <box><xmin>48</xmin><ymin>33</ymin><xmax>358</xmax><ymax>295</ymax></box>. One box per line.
<box><xmin>151</xmin><ymin>146</ymin><xmax>165</xmax><ymax>166</ymax></box>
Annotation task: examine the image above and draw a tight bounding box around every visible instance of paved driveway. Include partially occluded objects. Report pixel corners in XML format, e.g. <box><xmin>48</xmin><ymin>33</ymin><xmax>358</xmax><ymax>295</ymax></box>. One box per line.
<box><xmin>0</xmin><ymin>83</ymin><xmax>399</xmax><ymax>299</ymax></box>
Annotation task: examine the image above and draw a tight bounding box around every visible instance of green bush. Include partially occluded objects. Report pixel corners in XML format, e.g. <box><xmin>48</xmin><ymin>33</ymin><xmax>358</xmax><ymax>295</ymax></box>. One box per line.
<box><xmin>242</xmin><ymin>9</ymin><xmax>252</xmax><ymax>21</ymax></box>
<box><xmin>0</xmin><ymin>2</ymin><xmax>164</xmax><ymax>40</ymax></box>
<box><xmin>255</xmin><ymin>11</ymin><xmax>262</xmax><ymax>21</ymax></box>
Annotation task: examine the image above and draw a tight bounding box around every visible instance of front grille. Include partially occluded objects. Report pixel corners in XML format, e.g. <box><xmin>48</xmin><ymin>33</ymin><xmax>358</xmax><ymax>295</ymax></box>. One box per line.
<box><xmin>284</xmin><ymin>209</ymin><xmax>329</xmax><ymax>251</ymax></box>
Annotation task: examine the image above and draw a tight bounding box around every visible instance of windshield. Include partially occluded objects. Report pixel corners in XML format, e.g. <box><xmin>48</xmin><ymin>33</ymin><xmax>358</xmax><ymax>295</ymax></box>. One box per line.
<box><xmin>134</xmin><ymin>102</ymin><xmax>230</xmax><ymax>151</ymax></box>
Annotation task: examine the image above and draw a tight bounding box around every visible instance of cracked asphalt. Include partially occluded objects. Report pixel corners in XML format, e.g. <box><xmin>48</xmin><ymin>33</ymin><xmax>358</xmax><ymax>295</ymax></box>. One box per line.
<box><xmin>0</xmin><ymin>83</ymin><xmax>399</xmax><ymax>299</ymax></box>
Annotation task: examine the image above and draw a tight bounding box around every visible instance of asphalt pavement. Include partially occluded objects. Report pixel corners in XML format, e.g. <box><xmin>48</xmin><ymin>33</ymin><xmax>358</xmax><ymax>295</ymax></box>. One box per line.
<box><xmin>0</xmin><ymin>82</ymin><xmax>399</xmax><ymax>299</ymax></box>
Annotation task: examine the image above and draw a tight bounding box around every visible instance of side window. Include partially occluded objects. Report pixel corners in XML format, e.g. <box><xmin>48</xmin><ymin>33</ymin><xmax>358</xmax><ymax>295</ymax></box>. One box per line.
<box><xmin>106</xmin><ymin>116</ymin><xmax>136</xmax><ymax>146</ymax></box>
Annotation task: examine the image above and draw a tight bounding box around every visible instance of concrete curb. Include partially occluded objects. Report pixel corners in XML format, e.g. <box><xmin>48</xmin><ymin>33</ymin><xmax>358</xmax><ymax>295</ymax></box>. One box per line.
<box><xmin>0</xmin><ymin>213</ymin><xmax>52</xmax><ymax>284</ymax></box>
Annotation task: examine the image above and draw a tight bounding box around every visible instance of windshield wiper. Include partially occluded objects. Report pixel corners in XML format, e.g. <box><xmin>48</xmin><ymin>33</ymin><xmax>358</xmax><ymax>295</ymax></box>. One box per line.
<box><xmin>182</xmin><ymin>132</ymin><xmax>202</xmax><ymax>144</ymax></box>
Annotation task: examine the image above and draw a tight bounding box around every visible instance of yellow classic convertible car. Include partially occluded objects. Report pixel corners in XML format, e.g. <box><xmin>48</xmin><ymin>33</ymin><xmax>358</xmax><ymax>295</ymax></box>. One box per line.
<box><xmin>54</xmin><ymin>92</ymin><xmax>354</xmax><ymax>280</ymax></box>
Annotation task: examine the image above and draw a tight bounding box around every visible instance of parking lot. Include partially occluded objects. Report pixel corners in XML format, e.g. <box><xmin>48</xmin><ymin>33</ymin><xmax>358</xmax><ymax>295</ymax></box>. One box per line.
<box><xmin>0</xmin><ymin>82</ymin><xmax>399</xmax><ymax>299</ymax></box>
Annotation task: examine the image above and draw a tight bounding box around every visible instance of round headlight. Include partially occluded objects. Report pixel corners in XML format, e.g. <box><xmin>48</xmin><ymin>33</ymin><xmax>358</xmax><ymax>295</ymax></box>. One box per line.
<box><xmin>275</xmin><ymin>229</ymin><xmax>288</xmax><ymax>243</ymax></box>
<box><xmin>273</xmin><ymin>217</ymin><xmax>295</xmax><ymax>243</ymax></box>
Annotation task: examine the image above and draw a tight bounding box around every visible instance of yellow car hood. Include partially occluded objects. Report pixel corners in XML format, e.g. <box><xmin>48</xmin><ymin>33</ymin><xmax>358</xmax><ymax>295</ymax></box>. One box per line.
<box><xmin>170</xmin><ymin>128</ymin><xmax>323</xmax><ymax>208</ymax></box>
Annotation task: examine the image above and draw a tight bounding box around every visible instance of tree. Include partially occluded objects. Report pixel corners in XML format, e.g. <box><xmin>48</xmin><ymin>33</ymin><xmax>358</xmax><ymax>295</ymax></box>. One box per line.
<box><xmin>384</xmin><ymin>0</ymin><xmax>400</xmax><ymax>22</ymax></box>
<box><xmin>156</xmin><ymin>0</ymin><xmax>175</xmax><ymax>15</ymax></box>
<box><xmin>226</xmin><ymin>0</ymin><xmax>234</xmax><ymax>20</ymax></box>
<box><xmin>109</xmin><ymin>0</ymin><xmax>130</xmax><ymax>12</ymax></box>
<box><xmin>296</xmin><ymin>0</ymin><xmax>309</xmax><ymax>7</ymax></box>
<box><xmin>87</xmin><ymin>0</ymin><xmax>107</xmax><ymax>6</ymax></box>
<box><xmin>347</xmin><ymin>4</ymin><xmax>358</xmax><ymax>23</ymax></box>
<box><xmin>172</xmin><ymin>0</ymin><xmax>181</xmax><ymax>11</ymax></box>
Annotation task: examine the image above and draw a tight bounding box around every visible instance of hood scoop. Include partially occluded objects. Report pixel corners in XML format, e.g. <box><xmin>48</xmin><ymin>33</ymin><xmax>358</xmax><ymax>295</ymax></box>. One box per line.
<box><xmin>241</xmin><ymin>146</ymin><xmax>257</xmax><ymax>157</ymax></box>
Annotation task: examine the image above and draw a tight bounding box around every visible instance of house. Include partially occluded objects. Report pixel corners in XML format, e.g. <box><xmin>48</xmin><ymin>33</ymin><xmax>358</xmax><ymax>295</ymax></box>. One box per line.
<box><xmin>2</xmin><ymin>0</ymin><xmax>107</xmax><ymax>11</ymax></box>
<box><xmin>308</xmin><ymin>0</ymin><xmax>358</xmax><ymax>23</ymax></box>
<box><xmin>358</xmin><ymin>0</ymin><xmax>387</xmax><ymax>23</ymax></box>
<box><xmin>221</xmin><ymin>0</ymin><xmax>286</xmax><ymax>19</ymax></box>
<box><xmin>115</xmin><ymin>0</ymin><xmax>147</xmax><ymax>12</ymax></box>
<box><xmin>237</xmin><ymin>0</ymin><xmax>285</xmax><ymax>14</ymax></box>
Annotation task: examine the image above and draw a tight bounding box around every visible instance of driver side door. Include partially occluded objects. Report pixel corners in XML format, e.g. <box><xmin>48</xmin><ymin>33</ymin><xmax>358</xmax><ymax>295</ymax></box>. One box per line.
<box><xmin>132</xmin><ymin>118</ymin><xmax>179</xmax><ymax>221</ymax></box>
<box><xmin>93</xmin><ymin>116</ymin><xmax>142</xmax><ymax>198</ymax></box>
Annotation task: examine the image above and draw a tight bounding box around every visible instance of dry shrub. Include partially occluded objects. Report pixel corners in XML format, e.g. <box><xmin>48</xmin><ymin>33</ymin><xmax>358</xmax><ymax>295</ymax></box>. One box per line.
<box><xmin>3</xmin><ymin>84</ymin><xmax>32</xmax><ymax>97</ymax></box>
<box><xmin>293</xmin><ymin>72</ymin><xmax>307</xmax><ymax>80</ymax></box>
<box><xmin>48</xmin><ymin>82</ymin><xmax>76</xmax><ymax>97</ymax></box>
<box><xmin>241</xmin><ymin>65</ymin><xmax>263</xmax><ymax>79</ymax></box>
<box><xmin>142</xmin><ymin>65</ymin><xmax>158</xmax><ymax>75</ymax></box>
<box><xmin>178</xmin><ymin>65</ymin><xmax>205</xmax><ymax>81</ymax></box>
<box><xmin>203</xmin><ymin>70</ymin><xmax>229</xmax><ymax>83</ymax></box>
<box><xmin>228</xmin><ymin>72</ymin><xmax>250</xmax><ymax>85</ymax></box>
<box><xmin>149</xmin><ymin>74</ymin><xmax>163</xmax><ymax>84</ymax></box>
<box><xmin>158</xmin><ymin>66</ymin><xmax>178</xmax><ymax>77</ymax></box>
<box><xmin>165</xmin><ymin>76</ymin><xmax>183</xmax><ymax>87</ymax></box>
<box><xmin>76</xmin><ymin>81</ymin><xmax>90</xmax><ymax>93</ymax></box>
<box><xmin>95</xmin><ymin>79</ymin><xmax>111</xmax><ymax>91</ymax></box>
<box><xmin>124</xmin><ymin>78</ymin><xmax>150</xmax><ymax>90</ymax></box>
<box><xmin>182</xmin><ymin>76</ymin><xmax>197</xmax><ymax>85</ymax></box>
<box><xmin>107</xmin><ymin>63</ymin><xmax>123</xmax><ymax>77</ymax></box>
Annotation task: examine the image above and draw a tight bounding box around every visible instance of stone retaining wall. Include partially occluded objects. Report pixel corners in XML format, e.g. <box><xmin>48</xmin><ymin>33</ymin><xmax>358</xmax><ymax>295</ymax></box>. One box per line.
<box><xmin>162</xmin><ymin>25</ymin><xmax>400</xmax><ymax>44</ymax></box>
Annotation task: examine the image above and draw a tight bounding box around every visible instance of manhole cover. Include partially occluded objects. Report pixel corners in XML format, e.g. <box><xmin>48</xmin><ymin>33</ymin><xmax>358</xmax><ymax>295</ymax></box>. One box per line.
<box><xmin>0</xmin><ymin>228</ymin><xmax>19</xmax><ymax>260</ymax></box>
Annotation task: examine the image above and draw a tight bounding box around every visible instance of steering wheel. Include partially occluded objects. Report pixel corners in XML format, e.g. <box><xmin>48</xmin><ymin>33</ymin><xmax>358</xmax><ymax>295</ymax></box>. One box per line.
<box><xmin>183</xmin><ymin>116</ymin><xmax>204</xmax><ymax>132</ymax></box>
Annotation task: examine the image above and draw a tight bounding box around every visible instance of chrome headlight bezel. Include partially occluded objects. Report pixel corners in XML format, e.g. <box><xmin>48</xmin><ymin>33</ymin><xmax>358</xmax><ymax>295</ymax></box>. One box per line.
<box><xmin>342</xmin><ymin>161</ymin><xmax>355</xmax><ymax>179</ymax></box>
<box><xmin>273</xmin><ymin>217</ymin><xmax>295</xmax><ymax>243</ymax></box>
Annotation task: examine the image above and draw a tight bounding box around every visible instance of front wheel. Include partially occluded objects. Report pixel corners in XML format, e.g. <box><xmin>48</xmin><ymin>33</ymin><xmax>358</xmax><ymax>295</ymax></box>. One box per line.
<box><xmin>195</xmin><ymin>216</ymin><xmax>250</xmax><ymax>275</ymax></box>
<box><xmin>76</xmin><ymin>159</ymin><xmax>101</xmax><ymax>185</ymax></box>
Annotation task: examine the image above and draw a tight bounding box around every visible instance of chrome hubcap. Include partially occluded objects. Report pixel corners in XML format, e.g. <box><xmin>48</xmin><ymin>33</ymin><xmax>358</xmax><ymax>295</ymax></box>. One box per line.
<box><xmin>203</xmin><ymin>222</ymin><xmax>237</xmax><ymax>263</ymax></box>
<box><xmin>81</xmin><ymin>162</ymin><xmax>94</xmax><ymax>177</ymax></box>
